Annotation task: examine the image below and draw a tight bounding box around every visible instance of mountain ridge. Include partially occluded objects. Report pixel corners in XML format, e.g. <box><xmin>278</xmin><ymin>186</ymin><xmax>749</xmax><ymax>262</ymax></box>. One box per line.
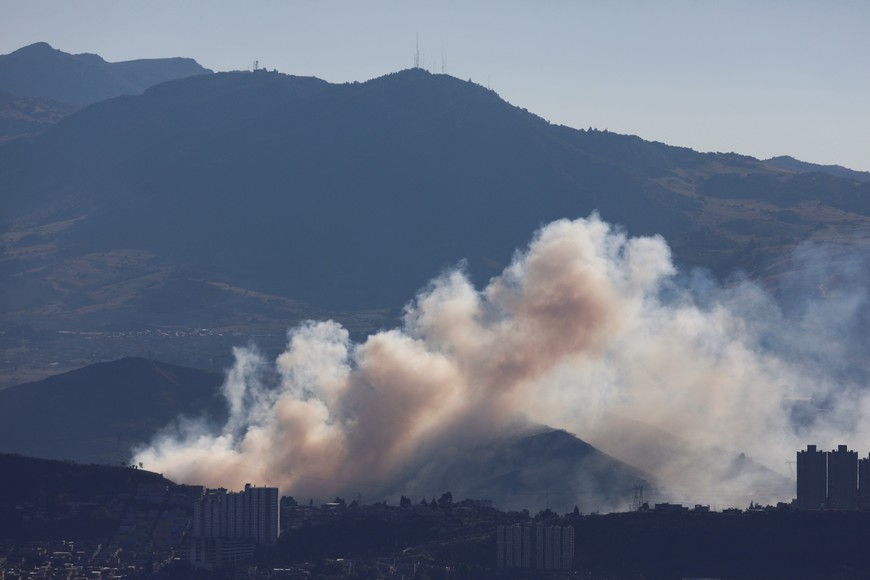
<box><xmin>0</xmin><ymin>357</ymin><xmax>227</xmax><ymax>463</ymax></box>
<box><xmin>763</xmin><ymin>154</ymin><xmax>870</xmax><ymax>182</ymax></box>
<box><xmin>0</xmin><ymin>41</ymin><xmax>212</xmax><ymax>106</ymax></box>
<box><xmin>1</xmin><ymin>67</ymin><xmax>869</xmax><ymax>381</ymax></box>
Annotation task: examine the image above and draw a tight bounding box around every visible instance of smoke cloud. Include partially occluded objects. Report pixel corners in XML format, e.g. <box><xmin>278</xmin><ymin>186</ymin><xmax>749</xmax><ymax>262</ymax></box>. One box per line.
<box><xmin>133</xmin><ymin>215</ymin><xmax>870</xmax><ymax>510</ymax></box>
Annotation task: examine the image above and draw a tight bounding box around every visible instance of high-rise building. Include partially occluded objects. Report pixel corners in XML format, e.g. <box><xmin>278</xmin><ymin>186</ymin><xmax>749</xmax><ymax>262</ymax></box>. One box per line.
<box><xmin>827</xmin><ymin>445</ymin><xmax>858</xmax><ymax>509</ymax></box>
<box><xmin>190</xmin><ymin>483</ymin><xmax>280</xmax><ymax>568</ymax></box>
<box><xmin>496</xmin><ymin>524</ymin><xmax>530</xmax><ymax>569</ymax></box>
<box><xmin>244</xmin><ymin>483</ymin><xmax>280</xmax><ymax>545</ymax></box>
<box><xmin>859</xmin><ymin>453</ymin><xmax>870</xmax><ymax>509</ymax></box>
<box><xmin>796</xmin><ymin>444</ymin><xmax>826</xmax><ymax>509</ymax></box>
<box><xmin>496</xmin><ymin>524</ymin><xmax>574</xmax><ymax>571</ymax></box>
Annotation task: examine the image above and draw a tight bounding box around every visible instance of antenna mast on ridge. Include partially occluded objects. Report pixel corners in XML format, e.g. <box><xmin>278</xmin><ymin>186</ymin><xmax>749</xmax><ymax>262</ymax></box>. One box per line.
<box><xmin>414</xmin><ymin>34</ymin><xmax>421</xmax><ymax>69</ymax></box>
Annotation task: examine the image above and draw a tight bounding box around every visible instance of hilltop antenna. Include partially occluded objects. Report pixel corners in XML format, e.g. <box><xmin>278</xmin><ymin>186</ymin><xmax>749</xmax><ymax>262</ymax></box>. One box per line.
<box><xmin>414</xmin><ymin>34</ymin><xmax>420</xmax><ymax>69</ymax></box>
<box><xmin>441</xmin><ymin>47</ymin><xmax>445</xmax><ymax>74</ymax></box>
<box><xmin>253</xmin><ymin>60</ymin><xmax>259</xmax><ymax>72</ymax></box>
<box><xmin>630</xmin><ymin>484</ymin><xmax>645</xmax><ymax>512</ymax></box>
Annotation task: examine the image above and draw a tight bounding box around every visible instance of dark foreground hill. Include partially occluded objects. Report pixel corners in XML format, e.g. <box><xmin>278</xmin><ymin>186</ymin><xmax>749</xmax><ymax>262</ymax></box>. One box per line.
<box><xmin>0</xmin><ymin>452</ymin><xmax>174</xmax><ymax>502</ymax></box>
<box><xmin>2</xmin><ymin>67</ymin><xmax>869</xmax><ymax>379</ymax></box>
<box><xmin>0</xmin><ymin>357</ymin><xmax>226</xmax><ymax>463</ymax></box>
<box><xmin>0</xmin><ymin>42</ymin><xmax>211</xmax><ymax>106</ymax></box>
<box><xmin>0</xmin><ymin>453</ymin><xmax>178</xmax><ymax>542</ymax></box>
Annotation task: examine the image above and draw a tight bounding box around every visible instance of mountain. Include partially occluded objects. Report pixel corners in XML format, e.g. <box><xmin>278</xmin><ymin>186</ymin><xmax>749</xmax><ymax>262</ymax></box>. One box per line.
<box><xmin>0</xmin><ymin>357</ymin><xmax>227</xmax><ymax>464</ymax></box>
<box><xmin>764</xmin><ymin>155</ymin><xmax>870</xmax><ymax>183</ymax></box>
<box><xmin>588</xmin><ymin>415</ymin><xmax>794</xmax><ymax>507</ymax></box>
<box><xmin>1</xmin><ymin>68</ymin><xmax>869</xmax><ymax>380</ymax></box>
<box><xmin>0</xmin><ymin>42</ymin><xmax>212</xmax><ymax>106</ymax></box>
<box><xmin>381</xmin><ymin>427</ymin><xmax>653</xmax><ymax>514</ymax></box>
<box><xmin>0</xmin><ymin>42</ymin><xmax>211</xmax><ymax>144</ymax></box>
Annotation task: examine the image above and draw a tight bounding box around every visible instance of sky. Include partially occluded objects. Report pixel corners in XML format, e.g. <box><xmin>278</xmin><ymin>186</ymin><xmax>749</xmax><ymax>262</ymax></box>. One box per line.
<box><xmin>1</xmin><ymin>0</ymin><xmax>868</xmax><ymax>171</ymax></box>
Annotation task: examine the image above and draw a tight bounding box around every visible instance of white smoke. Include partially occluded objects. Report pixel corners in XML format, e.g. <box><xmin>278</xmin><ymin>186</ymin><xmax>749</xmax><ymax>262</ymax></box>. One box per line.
<box><xmin>133</xmin><ymin>214</ymin><xmax>870</xmax><ymax>510</ymax></box>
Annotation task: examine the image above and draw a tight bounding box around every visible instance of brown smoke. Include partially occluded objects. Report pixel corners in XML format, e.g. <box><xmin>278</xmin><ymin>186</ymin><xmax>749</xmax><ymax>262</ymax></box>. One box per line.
<box><xmin>133</xmin><ymin>215</ymin><xmax>870</xmax><ymax>509</ymax></box>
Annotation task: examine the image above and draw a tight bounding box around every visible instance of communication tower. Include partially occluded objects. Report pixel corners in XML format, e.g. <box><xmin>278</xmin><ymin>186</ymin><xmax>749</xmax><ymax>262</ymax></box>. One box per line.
<box><xmin>630</xmin><ymin>484</ymin><xmax>645</xmax><ymax>512</ymax></box>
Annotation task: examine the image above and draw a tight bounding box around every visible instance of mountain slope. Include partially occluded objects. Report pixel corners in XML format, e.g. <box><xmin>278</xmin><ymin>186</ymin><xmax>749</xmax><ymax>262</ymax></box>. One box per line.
<box><xmin>1</xmin><ymin>68</ymin><xmax>869</xmax><ymax>378</ymax></box>
<box><xmin>380</xmin><ymin>427</ymin><xmax>653</xmax><ymax>514</ymax></box>
<box><xmin>0</xmin><ymin>42</ymin><xmax>212</xmax><ymax>105</ymax></box>
<box><xmin>764</xmin><ymin>155</ymin><xmax>870</xmax><ymax>183</ymax></box>
<box><xmin>588</xmin><ymin>415</ymin><xmax>794</xmax><ymax>507</ymax></box>
<box><xmin>0</xmin><ymin>89</ymin><xmax>79</xmax><ymax>144</ymax></box>
<box><xmin>0</xmin><ymin>357</ymin><xmax>227</xmax><ymax>463</ymax></box>
<box><xmin>0</xmin><ymin>69</ymin><xmax>694</xmax><ymax>318</ymax></box>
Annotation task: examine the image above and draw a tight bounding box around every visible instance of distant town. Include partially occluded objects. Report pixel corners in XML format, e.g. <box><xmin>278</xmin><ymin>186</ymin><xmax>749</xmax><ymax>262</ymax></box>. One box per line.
<box><xmin>4</xmin><ymin>445</ymin><xmax>870</xmax><ymax>579</ymax></box>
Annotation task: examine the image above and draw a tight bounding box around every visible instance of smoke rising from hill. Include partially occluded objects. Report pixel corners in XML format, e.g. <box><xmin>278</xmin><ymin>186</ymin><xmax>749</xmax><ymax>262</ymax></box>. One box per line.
<box><xmin>133</xmin><ymin>215</ymin><xmax>870</xmax><ymax>509</ymax></box>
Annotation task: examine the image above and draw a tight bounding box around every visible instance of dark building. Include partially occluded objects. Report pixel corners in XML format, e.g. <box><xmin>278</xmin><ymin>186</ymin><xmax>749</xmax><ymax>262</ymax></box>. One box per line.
<box><xmin>796</xmin><ymin>444</ymin><xmax>827</xmax><ymax>509</ymax></box>
<box><xmin>496</xmin><ymin>524</ymin><xmax>574</xmax><ymax>571</ymax></box>
<box><xmin>496</xmin><ymin>524</ymin><xmax>531</xmax><ymax>569</ymax></box>
<box><xmin>828</xmin><ymin>445</ymin><xmax>858</xmax><ymax>509</ymax></box>
<box><xmin>859</xmin><ymin>453</ymin><xmax>870</xmax><ymax>509</ymax></box>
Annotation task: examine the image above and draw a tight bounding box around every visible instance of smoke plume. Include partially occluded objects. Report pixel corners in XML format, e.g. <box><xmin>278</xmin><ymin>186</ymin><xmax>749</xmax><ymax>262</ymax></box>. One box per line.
<box><xmin>133</xmin><ymin>215</ymin><xmax>870</xmax><ymax>510</ymax></box>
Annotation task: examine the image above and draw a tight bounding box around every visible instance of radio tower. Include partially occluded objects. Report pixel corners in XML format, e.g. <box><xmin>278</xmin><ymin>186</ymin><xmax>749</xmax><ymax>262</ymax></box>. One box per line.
<box><xmin>630</xmin><ymin>485</ymin><xmax>645</xmax><ymax>512</ymax></box>
<box><xmin>414</xmin><ymin>34</ymin><xmax>421</xmax><ymax>69</ymax></box>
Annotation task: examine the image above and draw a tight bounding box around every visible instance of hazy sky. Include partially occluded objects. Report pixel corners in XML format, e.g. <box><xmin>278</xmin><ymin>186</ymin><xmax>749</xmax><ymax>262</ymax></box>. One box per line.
<box><xmin>2</xmin><ymin>0</ymin><xmax>868</xmax><ymax>171</ymax></box>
